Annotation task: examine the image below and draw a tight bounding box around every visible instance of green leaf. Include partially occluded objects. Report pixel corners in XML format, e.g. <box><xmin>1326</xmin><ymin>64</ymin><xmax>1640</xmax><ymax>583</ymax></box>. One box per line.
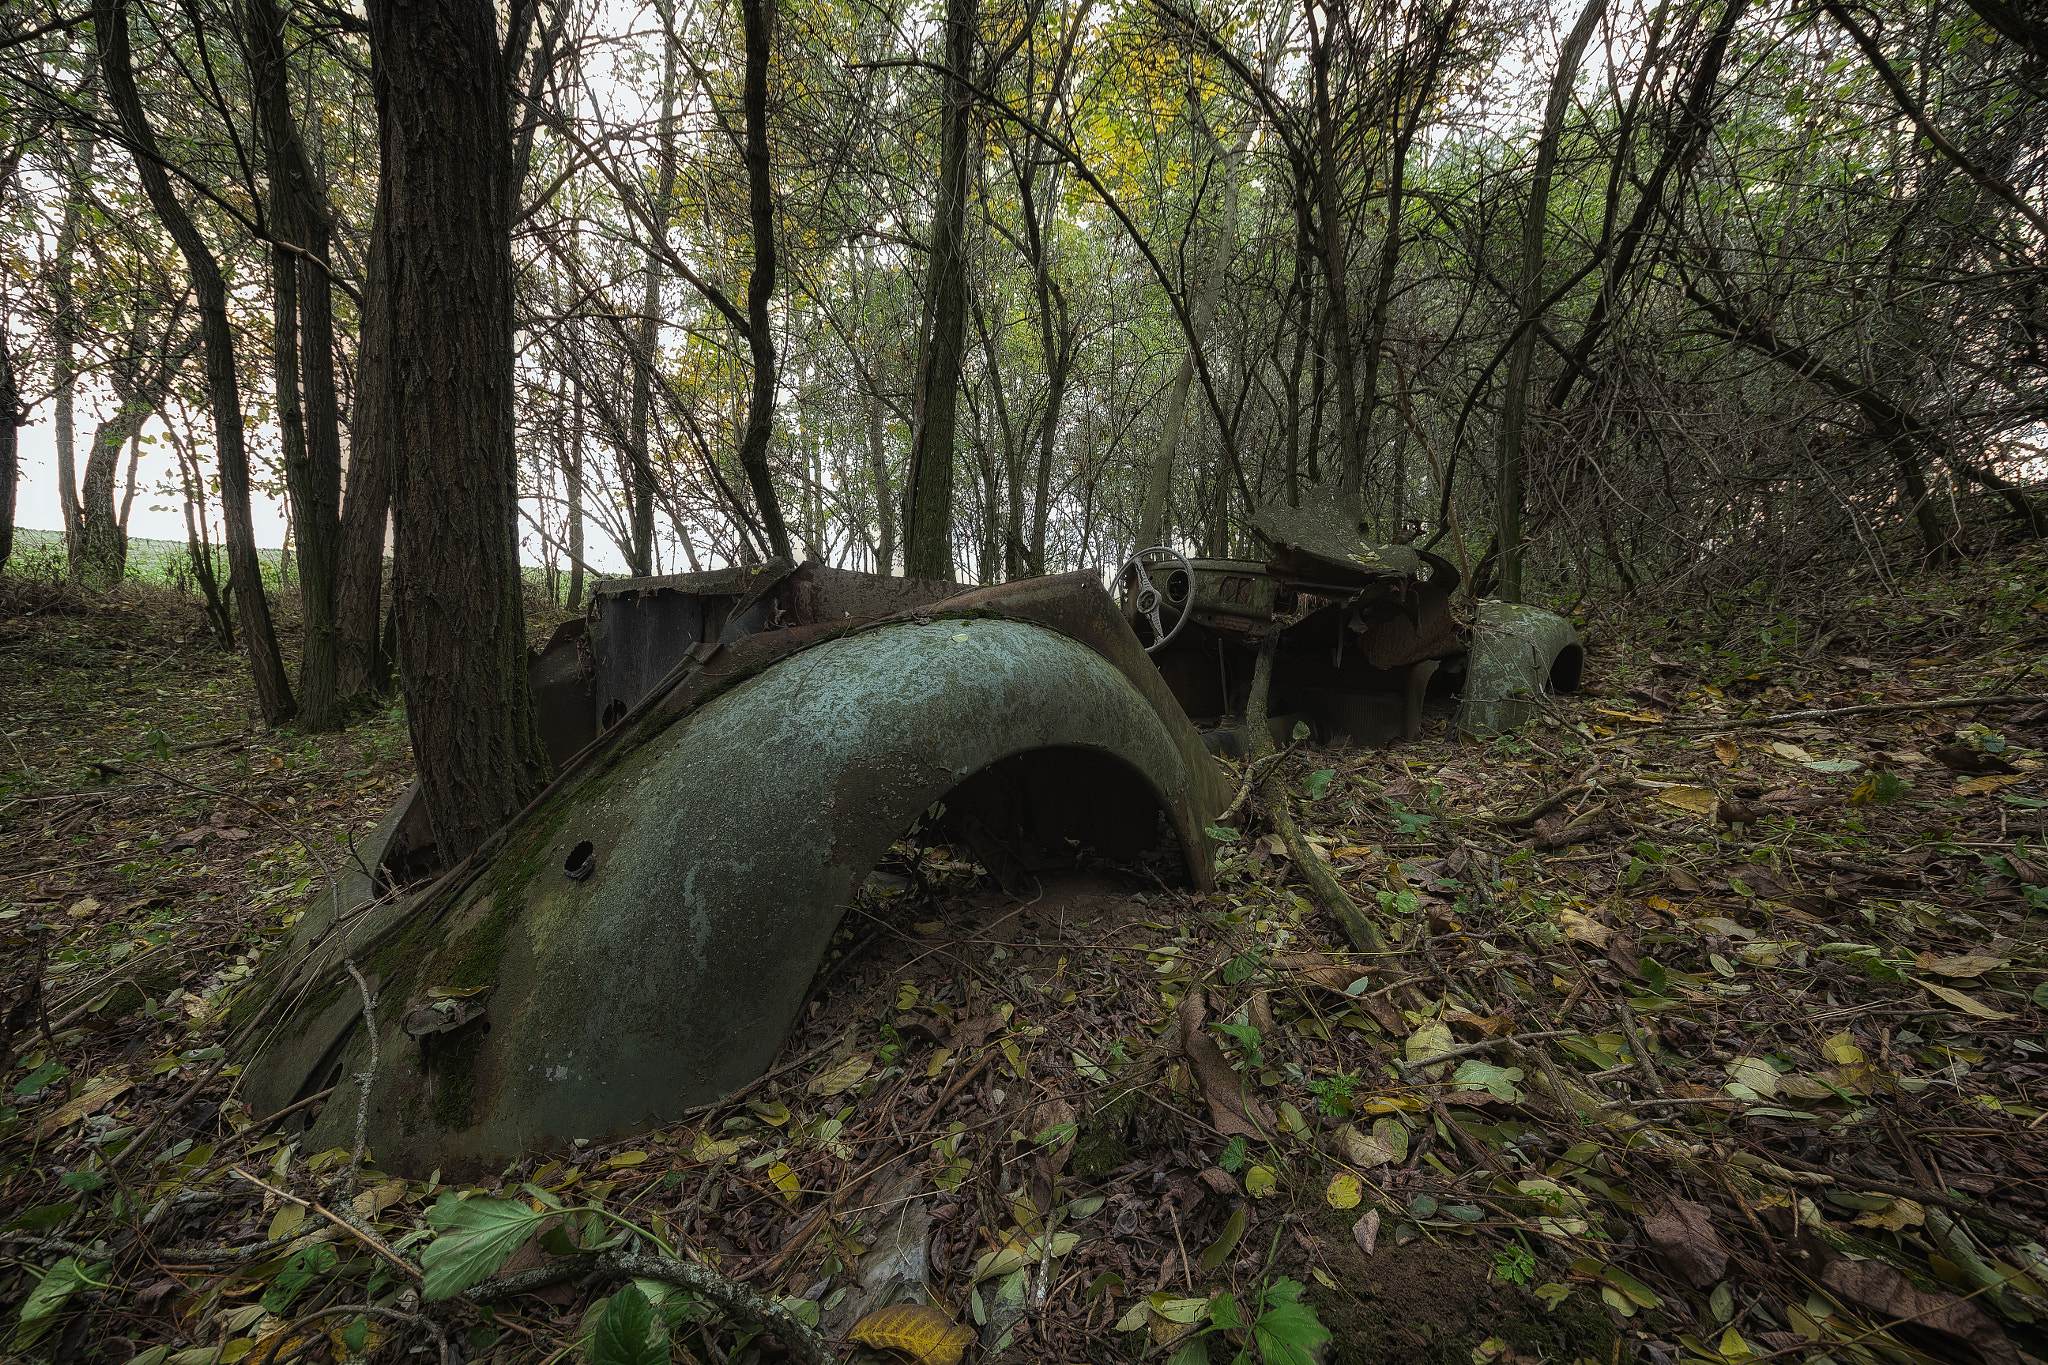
<box><xmin>1451</xmin><ymin>1060</ymin><xmax>1523</xmax><ymax>1102</ymax></box>
<box><xmin>2034</xmin><ymin>982</ymin><xmax>2048</xmax><ymax>1009</ymax></box>
<box><xmin>1218</xmin><ymin>1135</ymin><xmax>1248</xmax><ymax>1173</ymax></box>
<box><xmin>1251</xmin><ymin>1279</ymin><xmax>1332</xmax><ymax>1365</ymax></box>
<box><xmin>13</xmin><ymin>1061</ymin><xmax>67</xmax><ymax>1096</ymax></box>
<box><xmin>13</xmin><ymin>1257</ymin><xmax>106</xmax><ymax>1350</ymax></box>
<box><xmin>1204</xmin><ymin>825</ymin><xmax>1241</xmax><ymax>842</ymax></box>
<box><xmin>588</xmin><ymin>1284</ymin><xmax>665</xmax><ymax>1365</ymax></box>
<box><xmin>7</xmin><ymin>1202</ymin><xmax>77</xmax><ymax>1231</ymax></box>
<box><xmin>1201</xmin><ymin>1206</ymin><xmax>1245</xmax><ymax>1270</ymax></box>
<box><xmin>59</xmin><ymin>1172</ymin><xmax>105</xmax><ymax>1194</ymax></box>
<box><xmin>342</xmin><ymin>1319</ymin><xmax>369</xmax><ymax>1353</ymax></box>
<box><xmin>1304</xmin><ymin>769</ymin><xmax>1336</xmax><ymax>800</ymax></box>
<box><xmin>421</xmin><ymin>1196</ymin><xmax>549</xmax><ymax>1301</ymax></box>
<box><xmin>1637</xmin><ymin>957</ymin><xmax>1668</xmax><ymax>994</ymax></box>
<box><xmin>262</xmin><ymin>1244</ymin><xmax>339</xmax><ymax>1314</ymax></box>
<box><xmin>1290</xmin><ymin>722</ymin><xmax>1310</xmax><ymax>742</ymax></box>
<box><xmin>1165</xmin><ymin>1337</ymin><xmax>1210</xmax><ymax>1365</ymax></box>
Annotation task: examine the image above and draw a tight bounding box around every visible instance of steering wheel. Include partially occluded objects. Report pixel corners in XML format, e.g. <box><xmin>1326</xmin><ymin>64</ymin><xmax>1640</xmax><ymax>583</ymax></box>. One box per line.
<box><xmin>1115</xmin><ymin>545</ymin><xmax>1196</xmax><ymax>653</ymax></box>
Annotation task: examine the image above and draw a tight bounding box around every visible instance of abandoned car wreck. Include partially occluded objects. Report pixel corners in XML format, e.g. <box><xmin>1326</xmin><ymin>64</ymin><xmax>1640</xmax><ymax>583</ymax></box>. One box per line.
<box><xmin>239</xmin><ymin>533</ymin><xmax>1582</xmax><ymax>1173</ymax></box>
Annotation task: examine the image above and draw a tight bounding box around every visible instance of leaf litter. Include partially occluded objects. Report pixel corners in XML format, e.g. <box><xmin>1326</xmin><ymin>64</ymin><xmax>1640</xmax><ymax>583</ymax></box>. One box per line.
<box><xmin>3</xmin><ymin>545</ymin><xmax>2048</xmax><ymax>1364</ymax></box>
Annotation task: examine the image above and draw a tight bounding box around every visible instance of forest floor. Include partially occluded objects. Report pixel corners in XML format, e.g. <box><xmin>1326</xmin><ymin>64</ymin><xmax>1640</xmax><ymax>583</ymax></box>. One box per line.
<box><xmin>2</xmin><ymin>536</ymin><xmax>2046</xmax><ymax>1365</ymax></box>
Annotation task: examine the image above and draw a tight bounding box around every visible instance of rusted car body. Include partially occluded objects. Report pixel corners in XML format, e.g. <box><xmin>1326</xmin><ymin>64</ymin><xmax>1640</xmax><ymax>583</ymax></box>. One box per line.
<box><xmin>243</xmin><ymin>531</ymin><xmax>1580</xmax><ymax>1172</ymax></box>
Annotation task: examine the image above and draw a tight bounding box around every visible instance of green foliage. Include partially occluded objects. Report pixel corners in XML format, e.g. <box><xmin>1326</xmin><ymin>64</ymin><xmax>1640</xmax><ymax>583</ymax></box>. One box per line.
<box><xmin>588</xmin><ymin>1284</ymin><xmax>666</xmax><ymax>1365</ymax></box>
<box><xmin>1492</xmin><ymin>1242</ymin><xmax>1538</xmax><ymax>1285</ymax></box>
<box><xmin>1307</xmin><ymin>1073</ymin><xmax>1358</xmax><ymax>1117</ymax></box>
<box><xmin>420</xmin><ymin>1196</ymin><xmax>550</xmax><ymax>1301</ymax></box>
<box><xmin>1218</xmin><ymin>1135</ymin><xmax>1248</xmax><ymax>1173</ymax></box>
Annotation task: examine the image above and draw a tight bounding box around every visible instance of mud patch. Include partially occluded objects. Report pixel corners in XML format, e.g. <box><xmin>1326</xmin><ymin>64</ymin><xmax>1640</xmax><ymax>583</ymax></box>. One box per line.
<box><xmin>1296</xmin><ymin>1222</ymin><xmax>1621</xmax><ymax>1365</ymax></box>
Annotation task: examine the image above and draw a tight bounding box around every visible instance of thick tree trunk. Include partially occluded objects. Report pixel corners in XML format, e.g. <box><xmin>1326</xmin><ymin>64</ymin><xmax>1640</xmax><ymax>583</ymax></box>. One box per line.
<box><xmin>365</xmin><ymin>0</ymin><xmax>549</xmax><ymax>863</ymax></box>
<box><xmin>77</xmin><ymin>401</ymin><xmax>153</xmax><ymax>585</ymax></box>
<box><xmin>336</xmin><ymin>175</ymin><xmax>394</xmax><ymax>702</ymax></box>
<box><xmin>252</xmin><ymin>0</ymin><xmax>344</xmax><ymax>728</ymax></box>
<box><xmin>97</xmin><ymin>0</ymin><xmax>296</xmax><ymax>723</ymax></box>
<box><xmin>1495</xmin><ymin>0</ymin><xmax>1606</xmax><ymax>603</ymax></box>
<box><xmin>1307</xmin><ymin>1</ymin><xmax>1366</xmax><ymax>521</ymax></box>
<box><xmin>736</xmin><ymin>0</ymin><xmax>793</xmax><ymax>561</ymax></box>
<box><xmin>902</xmin><ymin>0</ymin><xmax>977</xmax><ymax>581</ymax></box>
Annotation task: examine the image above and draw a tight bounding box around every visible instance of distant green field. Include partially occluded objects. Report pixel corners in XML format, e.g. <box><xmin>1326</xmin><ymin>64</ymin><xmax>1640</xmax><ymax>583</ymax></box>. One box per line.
<box><xmin>7</xmin><ymin>526</ymin><xmax>577</xmax><ymax>602</ymax></box>
<box><xmin>6</xmin><ymin>526</ymin><xmax>292</xmax><ymax>589</ymax></box>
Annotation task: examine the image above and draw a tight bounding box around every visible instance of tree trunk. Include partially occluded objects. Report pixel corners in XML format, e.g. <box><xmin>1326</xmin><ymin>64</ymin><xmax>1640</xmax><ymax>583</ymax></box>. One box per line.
<box><xmin>626</xmin><ymin>1</ymin><xmax>679</xmax><ymax>577</ymax></box>
<box><xmin>97</xmin><ymin>0</ymin><xmax>295</xmax><ymax>722</ymax></box>
<box><xmin>365</xmin><ymin>0</ymin><xmax>548</xmax><ymax>864</ymax></box>
<box><xmin>735</xmin><ymin>0</ymin><xmax>793</xmax><ymax>562</ymax></box>
<box><xmin>54</xmin><ymin>146</ymin><xmax>87</xmax><ymax>555</ymax></box>
<box><xmin>167</xmin><ymin>422</ymin><xmax>235</xmax><ymax>647</ymax></box>
<box><xmin>335</xmin><ymin>174</ymin><xmax>394</xmax><ymax>702</ymax></box>
<box><xmin>1307</xmin><ymin>0</ymin><xmax>1366</xmax><ymax>521</ymax></box>
<box><xmin>902</xmin><ymin>0</ymin><xmax>977</xmax><ymax>582</ymax></box>
<box><xmin>1135</xmin><ymin>79</ymin><xmax>1260</xmax><ymax>552</ymax></box>
<box><xmin>78</xmin><ymin>401</ymin><xmax>154</xmax><ymax>585</ymax></box>
<box><xmin>566</xmin><ymin>377</ymin><xmax>586</xmax><ymax>610</ymax></box>
<box><xmin>1495</xmin><ymin>0</ymin><xmax>1606</xmax><ymax>603</ymax></box>
<box><xmin>252</xmin><ymin>0</ymin><xmax>345</xmax><ymax>728</ymax></box>
<box><xmin>0</xmin><ymin>324</ymin><xmax>19</xmax><ymax>575</ymax></box>
<box><xmin>868</xmin><ymin>389</ymin><xmax>894</xmax><ymax>572</ymax></box>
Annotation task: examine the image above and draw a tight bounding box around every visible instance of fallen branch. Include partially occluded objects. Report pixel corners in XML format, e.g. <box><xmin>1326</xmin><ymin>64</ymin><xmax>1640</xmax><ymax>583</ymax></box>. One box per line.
<box><xmin>227</xmin><ymin>1168</ymin><xmax>418</xmax><ymax>1281</ymax></box>
<box><xmin>1396</xmin><ymin>1030</ymin><xmax>1578</xmax><ymax>1070</ymax></box>
<box><xmin>1666</xmin><ymin>693</ymin><xmax>2048</xmax><ymax>732</ymax></box>
<box><xmin>1479</xmin><ymin>783</ymin><xmax>1590</xmax><ymax>828</ymax></box>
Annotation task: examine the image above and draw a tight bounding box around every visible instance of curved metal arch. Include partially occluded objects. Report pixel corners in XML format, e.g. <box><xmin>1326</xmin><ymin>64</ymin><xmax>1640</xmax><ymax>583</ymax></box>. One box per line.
<box><xmin>278</xmin><ymin>616</ymin><xmax>1219</xmax><ymax>1172</ymax></box>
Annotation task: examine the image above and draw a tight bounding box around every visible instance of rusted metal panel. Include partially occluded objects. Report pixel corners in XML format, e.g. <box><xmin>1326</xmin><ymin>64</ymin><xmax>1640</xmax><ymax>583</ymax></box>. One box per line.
<box><xmin>244</xmin><ymin>574</ymin><xmax>1224</xmax><ymax>1174</ymax></box>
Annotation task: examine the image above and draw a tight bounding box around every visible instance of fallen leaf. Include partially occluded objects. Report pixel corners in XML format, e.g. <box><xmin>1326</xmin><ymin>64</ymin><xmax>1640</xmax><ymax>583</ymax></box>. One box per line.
<box><xmin>1819</xmin><ymin>1250</ymin><xmax>2020</xmax><ymax>1365</ymax></box>
<box><xmin>66</xmin><ymin>898</ymin><xmax>100</xmax><ymax>919</ymax></box>
<box><xmin>808</xmin><ymin>1055</ymin><xmax>872</xmax><ymax>1096</ymax></box>
<box><xmin>1352</xmin><ymin>1208</ymin><xmax>1380</xmax><ymax>1257</ymax></box>
<box><xmin>1654</xmin><ymin>786</ymin><xmax>1718</xmax><ymax>815</ymax></box>
<box><xmin>1558</xmin><ymin>910</ymin><xmax>1610</xmax><ymax>949</ymax></box>
<box><xmin>1853</xmin><ymin>1197</ymin><xmax>1925</xmax><ymax>1232</ymax></box>
<box><xmin>1642</xmin><ymin>1198</ymin><xmax>1727</xmax><ymax>1288</ymax></box>
<box><xmin>1333</xmin><ymin>1123</ymin><xmax>1396</xmax><ymax>1169</ymax></box>
<box><xmin>1177</xmin><ymin>994</ymin><xmax>1274</xmax><ymax>1138</ymax></box>
<box><xmin>1910</xmin><ymin>977</ymin><xmax>2015</xmax><ymax>1021</ymax></box>
<box><xmin>1958</xmin><ymin>774</ymin><xmax>2026</xmax><ymax>794</ymax></box>
<box><xmin>1769</xmin><ymin>742</ymin><xmax>1814</xmax><ymax>762</ymax></box>
<box><xmin>1922</xmin><ymin>954</ymin><xmax>2003</xmax><ymax>978</ymax></box>
<box><xmin>848</xmin><ymin>1302</ymin><xmax>976</xmax><ymax>1365</ymax></box>
<box><xmin>1325</xmin><ymin>1172</ymin><xmax>1362</xmax><ymax>1209</ymax></box>
<box><xmin>1713</xmin><ymin>739</ymin><xmax>1740</xmax><ymax>766</ymax></box>
<box><xmin>350</xmin><ymin>1178</ymin><xmax>408</xmax><ymax>1219</ymax></box>
<box><xmin>32</xmin><ymin>1079</ymin><xmax>134</xmax><ymax>1140</ymax></box>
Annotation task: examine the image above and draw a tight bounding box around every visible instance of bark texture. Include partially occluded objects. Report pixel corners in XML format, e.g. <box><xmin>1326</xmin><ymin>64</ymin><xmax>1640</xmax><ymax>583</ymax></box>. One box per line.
<box><xmin>365</xmin><ymin>0</ymin><xmax>549</xmax><ymax>863</ymax></box>
<box><xmin>96</xmin><ymin>0</ymin><xmax>296</xmax><ymax>723</ymax></box>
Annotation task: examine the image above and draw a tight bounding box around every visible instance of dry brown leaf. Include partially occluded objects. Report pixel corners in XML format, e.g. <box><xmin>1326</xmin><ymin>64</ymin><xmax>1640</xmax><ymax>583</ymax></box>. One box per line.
<box><xmin>1922</xmin><ymin>954</ymin><xmax>2004</xmax><ymax>978</ymax></box>
<box><xmin>1713</xmin><ymin>738</ymin><xmax>1740</xmax><ymax>767</ymax></box>
<box><xmin>1819</xmin><ymin>1252</ymin><xmax>2020</xmax><ymax>1365</ymax></box>
<box><xmin>1558</xmin><ymin>909</ymin><xmax>1611</xmax><ymax>949</ymax></box>
<box><xmin>1653</xmin><ymin>785</ymin><xmax>1718</xmax><ymax>815</ymax></box>
<box><xmin>1353</xmin><ymin>1208</ymin><xmax>1380</xmax><ymax>1257</ymax></box>
<box><xmin>848</xmin><ymin>1302</ymin><xmax>977</xmax><ymax>1365</ymax></box>
<box><xmin>1176</xmin><ymin>994</ymin><xmax>1274</xmax><ymax>1139</ymax></box>
<box><xmin>350</xmin><ymin>1178</ymin><xmax>409</xmax><ymax>1219</ymax></box>
<box><xmin>32</xmin><ymin>1079</ymin><xmax>134</xmax><ymax>1140</ymax></box>
<box><xmin>1910</xmin><ymin>976</ymin><xmax>2016</xmax><ymax>1021</ymax></box>
<box><xmin>1332</xmin><ymin>1123</ymin><xmax>1397</xmax><ymax>1168</ymax></box>
<box><xmin>1642</xmin><ymin>1197</ymin><xmax>1726</xmax><ymax>1288</ymax></box>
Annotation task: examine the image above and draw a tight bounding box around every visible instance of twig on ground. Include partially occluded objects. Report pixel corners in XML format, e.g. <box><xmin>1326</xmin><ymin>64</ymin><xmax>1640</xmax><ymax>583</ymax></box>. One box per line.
<box><xmin>227</xmin><ymin>1168</ymin><xmax>419</xmax><ymax>1281</ymax></box>
<box><xmin>341</xmin><ymin>960</ymin><xmax>378</xmax><ymax>1202</ymax></box>
<box><xmin>1665</xmin><ymin>692</ymin><xmax>2048</xmax><ymax>731</ymax></box>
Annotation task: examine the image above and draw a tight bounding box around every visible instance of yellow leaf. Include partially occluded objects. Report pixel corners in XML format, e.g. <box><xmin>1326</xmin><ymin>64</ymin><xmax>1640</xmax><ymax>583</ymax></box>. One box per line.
<box><xmin>1820</xmin><ymin>1032</ymin><xmax>1865</xmax><ymax>1065</ymax></box>
<box><xmin>426</xmin><ymin>984</ymin><xmax>489</xmax><ymax>999</ymax></box>
<box><xmin>32</xmin><ymin>1078</ymin><xmax>134</xmax><ymax>1140</ymax></box>
<box><xmin>1769</xmin><ymin>742</ymin><xmax>1813</xmax><ymax>762</ymax></box>
<box><xmin>1957</xmin><ymin>774</ymin><xmax>2025</xmax><ymax>795</ymax></box>
<box><xmin>349</xmin><ymin>1178</ymin><xmax>408</xmax><ymax>1219</ymax></box>
<box><xmin>1654</xmin><ymin>785</ymin><xmax>1717</xmax><ymax>815</ymax></box>
<box><xmin>1331</xmin><ymin>845</ymin><xmax>1375</xmax><ymax>859</ymax></box>
<box><xmin>1245</xmin><ymin>1165</ymin><xmax>1278</xmax><ymax>1197</ymax></box>
<box><xmin>1558</xmin><ymin>910</ymin><xmax>1611</xmax><ymax>949</ymax></box>
<box><xmin>767</xmin><ymin>1161</ymin><xmax>801</xmax><ymax>1204</ymax></box>
<box><xmin>266</xmin><ymin>1203</ymin><xmax>306</xmax><ymax>1241</ymax></box>
<box><xmin>925</xmin><ymin>1046</ymin><xmax>953</xmax><ymax>1078</ymax></box>
<box><xmin>808</xmin><ymin>1055</ymin><xmax>872</xmax><ymax>1096</ymax></box>
<box><xmin>604</xmin><ymin>1150</ymin><xmax>649</xmax><ymax>1169</ymax></box>
<box><xmin>848</xmin><ymin>1303</ymin><xmax>976</xmax><ymax>1365</ymax></box>
<box><xmin>1713</xmin><ymin>739</ymin><xmax>1740</xmax><ymax>766</ymax></box>
<box><xmin>690</xmin><ymin>1132</ymin><xmax>745</xmax><ymax>1162</ymax></box>
<box><xmin>913</xmin><ymin>921</ymin><xmax>946</xmax><ymax>936</ymax></box>
<box><xmin>1910</xmin><ymin>977</ymin><xmax>2016</xmax><ymax>1021</ymax></box>
<box><xmin>1326</xmin><ymin>1172</ymin><xmax>1362</xmax><ymax>1209</ymax></box>
<box><xmin>1000</xmin><ymin>1038</ymin><xmax>1027</xmax><ymax>1080</ymax></box>
<box><xmin>1924</xmin><ymin>954</ymin><xmax>2003</xmax><ymax>978</ymax></box>
<box><xmin>1854</xmin><ymin>1197</ymin><xmax>1925</xmax><ymax>1232</ymax></box>
<box><xmin>1646</xmin><ymin>894</ymin><xmax>1678</xmax><ymax>912</ymax></box>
